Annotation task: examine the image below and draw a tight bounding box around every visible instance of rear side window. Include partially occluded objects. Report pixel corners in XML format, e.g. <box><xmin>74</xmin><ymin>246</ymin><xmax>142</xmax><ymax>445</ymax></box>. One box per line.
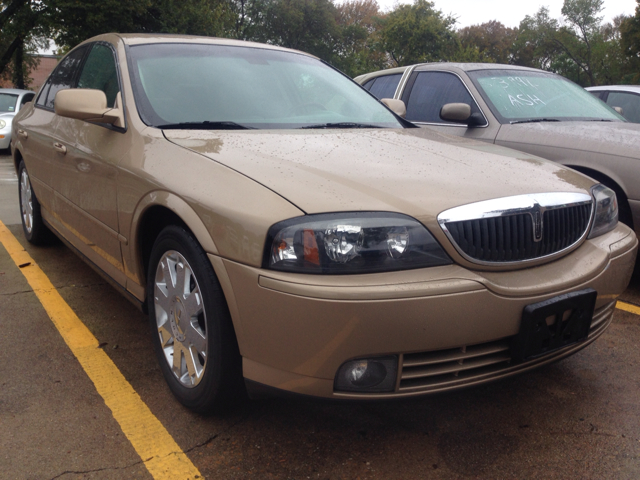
<box><xmin>364</xmin><ymin>74</ymin><xmax>402</xmax><ymax>100</ymax></box>
<box><xmin>20</xmin><ymin>93</ymin><xmax>35</xmax><ymax>106</ymax></box>
<box><xmin>402</xmin><ymin>71</ymin><xmax>484</xmax><ymax>124</ymax></box>
<box><xmin>589</xmin><ymin>90</ymin><xmax>607</xmax><ymax>100</ymax></box>
<box><xmin>77</xmin><ymin>44</ymin><xmax>120</xmax><ymax>108</ymax></box>
<box><xmin>606</xmin><ymin>91</ymin><xmax>640</xmax><ymax>123</ymax></box>
<box><xmin>37</xmin><ymin>45</ymin><xmax>90</xmax><ymax>109</ymax></box>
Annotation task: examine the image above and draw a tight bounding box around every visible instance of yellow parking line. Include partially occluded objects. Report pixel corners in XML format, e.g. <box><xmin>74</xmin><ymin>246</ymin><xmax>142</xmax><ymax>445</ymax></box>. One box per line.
<box><xmin>0</xmin><ymin>221</ymin><xmax>202</xmax><ymax>480</ymax></box>
<box><xmin>616</xmin><ymin>300</ymin><xmax>640</xmax><ymax>316</ymax></box>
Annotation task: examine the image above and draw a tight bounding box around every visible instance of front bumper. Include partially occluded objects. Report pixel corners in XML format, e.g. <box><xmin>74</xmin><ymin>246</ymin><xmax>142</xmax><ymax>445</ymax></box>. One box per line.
<box><xmin>213</xmin><ymin>223</ymin><xmax>637</xmax><ymax>400</ymax></box>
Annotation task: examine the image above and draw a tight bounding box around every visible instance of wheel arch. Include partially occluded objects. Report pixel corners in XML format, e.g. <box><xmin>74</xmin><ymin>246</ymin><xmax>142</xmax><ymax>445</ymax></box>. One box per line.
<box><xmin>566</xmin><ymin>165</ymin><xmax>634</xmax><ymax>230</ymax></box>
<box><xmin>131</xmin><ymin>192</ymin><xmax>219</xmax><ymax>294</ymax></box>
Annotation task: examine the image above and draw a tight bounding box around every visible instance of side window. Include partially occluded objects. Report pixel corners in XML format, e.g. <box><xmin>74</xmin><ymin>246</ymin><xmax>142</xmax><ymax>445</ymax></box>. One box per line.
<box><xmin>402</xmin><ymin>71</ymin><xmax>484</xmax><ymax>124</ymax></box>
<box><xmin>589</xmin><ymin>90</ymin><xmax>607</xmax><ymax>100</ymax></box>
<box><xmin>606</xmin><ymin>91</ymin><xmax>640</xmax><ymax>123</ymax></box>
<box><xmin>366</xmin><ymin>74</ymin><xmax>402</xmax><ymax>100</ymax></box>
<box><xmin>77</xmin><ymin>44</ymin><xmax>120</xmax><ymax>108</ymax></box>
<box><xmin>38</xmin><ymin>45</ymin><xmax>90</xmax><ymax>109</ymax></box>
<box><xmin>362</xmin><ymin>79</ymin><xmax>375</xmax><ymax>91</ymax></box>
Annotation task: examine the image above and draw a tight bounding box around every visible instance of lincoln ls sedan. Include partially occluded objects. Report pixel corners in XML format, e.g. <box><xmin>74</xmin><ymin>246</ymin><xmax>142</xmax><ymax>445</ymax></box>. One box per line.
<box><xmin>11</xmin><ymin>35</ymin><xmax>637</xmax><ymax>412</ymax></box>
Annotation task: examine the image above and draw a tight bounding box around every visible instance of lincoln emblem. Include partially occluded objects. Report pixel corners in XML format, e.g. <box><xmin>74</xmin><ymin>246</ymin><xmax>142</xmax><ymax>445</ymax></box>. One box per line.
<box><xmin>533</xmin><ymin>207</ymin><xmax>543</xmax><ymax>242</ymax></box>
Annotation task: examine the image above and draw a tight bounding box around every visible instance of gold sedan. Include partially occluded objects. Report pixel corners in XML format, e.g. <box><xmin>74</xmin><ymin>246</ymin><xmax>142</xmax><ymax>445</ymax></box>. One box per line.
<box><xmin>11</xmin><ymin>34</ymin><xmax>637</xmax><ymax>412</ymax></box>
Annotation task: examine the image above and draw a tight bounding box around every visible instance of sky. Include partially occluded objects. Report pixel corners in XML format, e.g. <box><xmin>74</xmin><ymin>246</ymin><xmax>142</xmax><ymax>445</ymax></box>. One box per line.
<box><xmin>375</xmin><ymin>0</ymin><xmax>638</xmax><ymax>28</ymax></box>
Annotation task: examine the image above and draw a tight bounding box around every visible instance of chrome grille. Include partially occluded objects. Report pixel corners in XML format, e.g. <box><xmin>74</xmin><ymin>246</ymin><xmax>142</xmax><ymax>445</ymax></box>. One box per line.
<box><xmin>438</xmin><ymin>193</ymin><xmax>593</xmax><ymax>265</ymax></box>
<box><xmin>444</xmin><ymin>204</ymin><xmax>591</xmax><ymax>262</ymax></box>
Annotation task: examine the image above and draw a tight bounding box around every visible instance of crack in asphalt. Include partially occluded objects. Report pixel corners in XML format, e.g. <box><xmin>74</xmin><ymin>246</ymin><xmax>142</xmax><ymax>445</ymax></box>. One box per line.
<box><xmin>49</xmin><ymin>460</ymin><xmax>146</xmax><ymax>480</ymax></box>
<box><xmin>185</xmin><ymin>403</ymin><xmax>271</xmax><ymax>455</ymax></box>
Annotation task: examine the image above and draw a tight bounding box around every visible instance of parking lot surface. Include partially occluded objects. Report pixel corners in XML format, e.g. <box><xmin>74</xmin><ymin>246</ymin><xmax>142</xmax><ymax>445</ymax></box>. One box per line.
<box><xmin>1</xmin><ymin>151</ymin><xmax>640</xmax><ymax>479</ymax></box>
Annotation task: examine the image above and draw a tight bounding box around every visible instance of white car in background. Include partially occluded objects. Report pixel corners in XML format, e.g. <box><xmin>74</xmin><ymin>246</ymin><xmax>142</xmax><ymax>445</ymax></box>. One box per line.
<box><xmin>587</xmin><ymin>85</ymin><xmax>640</xmax><ymax>124</ymax></box>
<box><xmin>0</xmin><ymin>88</ymin><xmax>35</xmax><ymax>153</ymax></box>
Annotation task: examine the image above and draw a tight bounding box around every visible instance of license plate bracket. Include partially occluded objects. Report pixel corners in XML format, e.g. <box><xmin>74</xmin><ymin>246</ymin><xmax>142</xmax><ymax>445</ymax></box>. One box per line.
<box><xmin>511</xmin><ymin>288</ymin><xmax>597</xmax><ymax>362</ymax></box>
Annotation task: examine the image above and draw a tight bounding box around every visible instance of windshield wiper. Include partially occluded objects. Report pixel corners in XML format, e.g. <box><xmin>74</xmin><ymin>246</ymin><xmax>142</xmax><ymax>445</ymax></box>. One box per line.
<box><xmin>300</xmin><ymin>122</ymin><xmax>383</xmax><ymax>129</ymax></box>
<box><xmin>510</xmin><ymin>118</ymin><xmax>560</xmax><ymax>124</ymax></box>
<box><xmin>157</xmin><ymin>121</ymin><xmax>255</xmax><ymax>130</ymax></box>
<box><xmin>587</xmin><ymin>119</ymin><xmax>614</xmax><ymax>122</ymax></box>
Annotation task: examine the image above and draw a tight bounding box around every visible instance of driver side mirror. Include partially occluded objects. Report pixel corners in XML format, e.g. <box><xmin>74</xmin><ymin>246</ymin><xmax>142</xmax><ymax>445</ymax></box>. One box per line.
<box><xmin>55</xmin><ymin>88</ymin><xmax>124</xmax><ymax>128</ymax></box>
<box><xmin>440</xmin><ymin>103</ymin><xmax>484</xmax><ymax>127</ymax></box>
<box><xmin>380</xmin><ymin>98</ymin><xmax>406</xmax><ymax>118</ymax></box>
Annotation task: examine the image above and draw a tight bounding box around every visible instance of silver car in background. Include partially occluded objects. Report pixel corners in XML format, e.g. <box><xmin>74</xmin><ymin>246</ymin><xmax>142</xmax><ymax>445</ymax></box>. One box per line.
<box><xmin>0</xmin><ymin>89</ymin><xmax>35</xmax><ymax>152</ymax></box>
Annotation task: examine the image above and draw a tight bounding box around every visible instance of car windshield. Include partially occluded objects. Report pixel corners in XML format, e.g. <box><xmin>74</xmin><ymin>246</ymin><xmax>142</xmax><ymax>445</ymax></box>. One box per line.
<box><xmin>467</xmin><ymin>69</ymin><xmax>625</xmax><ymax>124</ymax></box>
<box><xmin>0</xmin><ymin>93</ymin><xmax>19</xmax><ymax>113</ymax></box>
<box><xmin>127</xmin><ymin>43</ymin><xmax>402</xmax><ymax>130</ymax></box>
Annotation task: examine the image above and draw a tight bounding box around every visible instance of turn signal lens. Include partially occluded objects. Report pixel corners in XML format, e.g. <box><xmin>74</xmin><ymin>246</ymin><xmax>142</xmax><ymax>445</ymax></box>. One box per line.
<box><xmin>588</xmin><ymin>184</ymin><xmax>618</xmax><ymax>239</ymax></box>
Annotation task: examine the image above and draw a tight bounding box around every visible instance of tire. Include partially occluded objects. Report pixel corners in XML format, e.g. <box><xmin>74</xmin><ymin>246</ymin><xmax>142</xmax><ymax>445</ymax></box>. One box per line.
<box><xmin>147</xmin><ymin>225</ymin><xmax>244</xmax><ymax>413</ymax></box>
<box><xmin>18</xmin><ymin>161</ymin><xmax>53</xmax><ymax>245</ymax></box>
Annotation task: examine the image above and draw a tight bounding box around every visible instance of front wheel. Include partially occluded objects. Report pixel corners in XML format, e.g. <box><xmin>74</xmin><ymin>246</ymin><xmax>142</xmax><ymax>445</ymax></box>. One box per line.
<box><xmin>147</xmin><ymin>225</ymin><xmax>243</xmax><ymax>413</ymax></box>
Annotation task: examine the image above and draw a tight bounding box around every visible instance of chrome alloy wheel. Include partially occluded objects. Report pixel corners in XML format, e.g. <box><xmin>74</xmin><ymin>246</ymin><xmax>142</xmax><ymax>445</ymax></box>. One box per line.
<box><xmin>153</xmin><ymin>250</ymin><xmax>208</xmax><ymax>387</ymax></box>
<box><xmin>20</xmin><ymin>169</ymin><xmax>33</xmax><ymax>234</ymax></box>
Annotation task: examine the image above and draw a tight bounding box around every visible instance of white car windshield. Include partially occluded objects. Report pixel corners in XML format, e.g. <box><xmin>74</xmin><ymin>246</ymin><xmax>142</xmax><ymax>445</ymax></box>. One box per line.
<box><xmin>127</xmin><ymin>43</ymin><xmax>403</xmax><ymax>130</ymax></box>
<box><xmin>468</xmin><ymin>70</ymin><xmax>625</xmax><ymax>124</ymax></box>
<box><xmin>0</xmin><ymin>93</ymin><xmax>19</xmax><ymax>113</ymax></box>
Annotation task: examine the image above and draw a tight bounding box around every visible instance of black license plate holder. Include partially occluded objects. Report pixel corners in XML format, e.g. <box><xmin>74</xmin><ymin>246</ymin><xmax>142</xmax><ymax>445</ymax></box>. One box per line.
<box><xmin>511</xmin><ymin>288</ymin><xmax>597</xmax><ymax>362</ymax></box>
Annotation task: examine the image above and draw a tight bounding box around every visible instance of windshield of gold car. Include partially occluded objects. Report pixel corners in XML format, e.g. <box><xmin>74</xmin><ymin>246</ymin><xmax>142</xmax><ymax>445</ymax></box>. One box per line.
<box><xmin>468</xmin><ymin>70</ymin><xmax>625</xmax><ymax>124</ymax></box>
<box><xmin>0</xmin><ymin>94</ymin><xmax>18</xmax><ymax>113</ymax></box>
<box><xmin>127</xmin><ymin>43</ymin><xmax>402</xmax><ymax>130</ymax></box>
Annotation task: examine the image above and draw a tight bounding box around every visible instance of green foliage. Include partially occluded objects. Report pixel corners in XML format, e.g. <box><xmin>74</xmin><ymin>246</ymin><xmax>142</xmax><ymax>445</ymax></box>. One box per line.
<box><xmin>1</xmin><ymin>0</ymin><xmax>640</xmax><ymax>88</ymax></box>
<box><xmin>331</xmin><ymin>0</ymin><xmax>387</xmax><ymax>76</ymax></box>
<box><xmin>377</xmin><ymin>0</ymin><xmax>457</xmax><ymax>67</ymax></box>
<box><xmin>621</xmin><ymin>0</ymin><xmax>640</xmax><ymax>82</ymax></box>
<box><xmin>458</xmin><ymin>21</ymin><xmax>517</xmax><ymax>64</ymax></box>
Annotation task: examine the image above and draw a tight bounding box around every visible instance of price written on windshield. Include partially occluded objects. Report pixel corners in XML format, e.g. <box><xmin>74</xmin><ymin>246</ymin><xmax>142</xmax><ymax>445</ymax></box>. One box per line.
<box><xmin>490</xmin><ymin>76</ymin><xmax>546</xmax><ymax>107</ymax></box>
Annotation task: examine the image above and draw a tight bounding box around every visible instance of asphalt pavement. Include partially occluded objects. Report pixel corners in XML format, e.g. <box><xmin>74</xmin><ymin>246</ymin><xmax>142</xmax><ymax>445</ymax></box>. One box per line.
<box><xmin>1</xmin><ymin>150</ymin><xmax>640</xmax><ymax>479</ymax></box>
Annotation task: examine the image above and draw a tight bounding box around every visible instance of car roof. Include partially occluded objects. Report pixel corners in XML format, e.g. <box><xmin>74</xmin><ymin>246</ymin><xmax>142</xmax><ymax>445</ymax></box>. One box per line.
<box><xmin>80</xmin><ymin>33</ymin><xmax>316</xmax><ymax>58</ymax></box>
<box><xmin>355</xmin><ymin>62</ymin><xmax>555</xmax><ymax>84</ymax></box>
<box><xmin>0</xmin><ymin>88</ymin><xmax>34</xmax><ymax>95</ymax></box>
<box><xmin>586</xmin><ymin>85</ymin><xmax>640</xmax><ymax>93</ymax></box>
<box><xmin>412</xmin><ymin>63</ymin><xmax>546</xmax><ymax>73</ymax></box>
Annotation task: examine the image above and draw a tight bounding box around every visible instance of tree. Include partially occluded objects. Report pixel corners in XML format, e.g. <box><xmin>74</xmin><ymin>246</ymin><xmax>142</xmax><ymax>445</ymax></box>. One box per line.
<box><xmin>332</xmin><ymin>0</ymin><xmax>387</xmax><ymax>76</ymax></box>
<box><xmin>512</xmin><ymin>7</ymin><xmax>562</xmax><ymax>70</ymax></box>
<box><xmin>621</xmin><ymin>0</ymin><xmax>640</xmax><ymax>82</ymax></box>
<box><xmin>0</xmin><ymin>0</ymin><xmax>49</xmax><ymax>88</ymax></box>
<box><xmin>252</xmin><ymin>0</ymin><xmax>340</xmax><ymax>60</ymax></box>
<box><xmin>378</xmin><ymin>0</ymin><xmax>457</xmax><ymax>67</ymax></box>
<box><xmin>458</xmin><ymin>21</ymin><xmax>517</xmax><ymax>64</ymax></box>
<box><xmin>555</xmin><ymin>0</ymin><xmax>605</xmax><ymax>85</ymax></box>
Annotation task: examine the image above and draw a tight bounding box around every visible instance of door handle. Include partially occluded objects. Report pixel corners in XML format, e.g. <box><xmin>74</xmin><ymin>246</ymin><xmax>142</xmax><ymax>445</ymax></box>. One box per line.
<box><xmin>18</xmin><ymin>129</ymin><xmax>28</xmax><ymax>139</ymax></box>
<box><xmin>53</xmin><ymin>142</ymin><xmax>67</xmax><ymax>154</ymax></box>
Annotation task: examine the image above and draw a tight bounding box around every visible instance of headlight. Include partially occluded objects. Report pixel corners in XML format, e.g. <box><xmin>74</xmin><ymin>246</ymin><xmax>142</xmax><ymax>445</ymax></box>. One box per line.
<box><xmin>588</xmin><ymin>184</ymin><xmax>618</xmax><ymax>239</ymax></box>
<box><xmin>0</xmin><ymin>119</ymin><xmax>6</xmax><ymax>129</ymax></box>
<box><xmin>264</xmin><ymin>212</ymin><xmax>451</xmax><ymax>274</ymax></box>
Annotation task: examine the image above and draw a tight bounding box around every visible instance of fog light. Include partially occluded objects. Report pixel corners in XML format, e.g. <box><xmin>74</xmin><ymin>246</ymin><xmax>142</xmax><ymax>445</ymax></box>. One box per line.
<box><xmin>334</xmin><ymin>356</ymin><xmax>398</xmax><ymax>393</ymax></box>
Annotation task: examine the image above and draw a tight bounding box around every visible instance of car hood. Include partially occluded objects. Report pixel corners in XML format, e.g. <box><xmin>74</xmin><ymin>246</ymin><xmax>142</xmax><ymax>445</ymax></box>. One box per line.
<box><xmin>498</xmin><ymin>121</ymin><xmax>640</xmax><ymax>160</ymax></box>
<box><xmin>0</xmin><ymin>112</ymin><xmax>15</xmax><ymax>120</ymax></box>
<box><xmin>164</xmin><ymin>127</ymin><xmax>595</xmax><ymax>221</ymax></box>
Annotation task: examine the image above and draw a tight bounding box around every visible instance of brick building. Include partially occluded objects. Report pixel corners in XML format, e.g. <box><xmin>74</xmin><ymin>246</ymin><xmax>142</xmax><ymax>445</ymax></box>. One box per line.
<box><xmin>1</xmin><ymin>54</ymin><xmax>60</xmax><ymax>92</ymax></box>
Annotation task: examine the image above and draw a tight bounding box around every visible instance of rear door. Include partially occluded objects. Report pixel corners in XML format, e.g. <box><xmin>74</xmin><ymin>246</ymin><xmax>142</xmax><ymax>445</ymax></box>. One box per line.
<box><xmin>16</xmin><ymin>46</ymin><xmax>90</xmax><ymax>212</ymax></box>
